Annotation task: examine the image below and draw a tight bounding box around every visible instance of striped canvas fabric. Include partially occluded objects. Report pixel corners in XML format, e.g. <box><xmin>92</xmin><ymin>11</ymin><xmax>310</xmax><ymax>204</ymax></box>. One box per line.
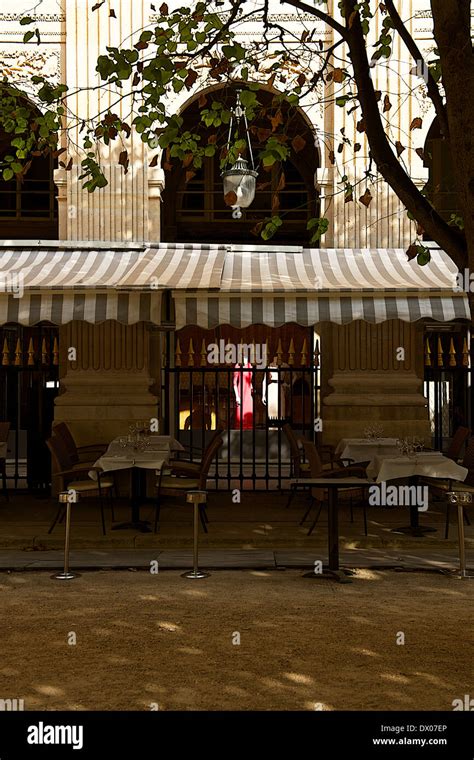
<box><xmin>173</xmin><ymin>246</ymin><xmax>469</xmax><ymax>328</ymax></box>
<box><xmin>0</xmin><ymin>245</ymin><xmax>161</xmax><ymax>325</ymax></box>
<box><xmin>117</xmin><ymin>243</ymin><xmax>226</xmax><ymax>289</ymax></box>
<box><xmin>0</xmin><ymin>243</ymin><xmax>468</xmax><ymax>328</ymax></box>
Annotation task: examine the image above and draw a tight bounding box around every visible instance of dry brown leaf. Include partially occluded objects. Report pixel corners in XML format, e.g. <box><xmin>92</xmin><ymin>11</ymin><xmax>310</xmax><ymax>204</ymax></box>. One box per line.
<box><xmin>395</xmin><ymin>141</ymin><xmax>405</xmax><ymax>157</ymax></box>
<box><xmin>410</xmin><ymin>117</ymin><xmax>423</xmax><ymax>130</ymax></box>
<box><xmin>257</xmin><ymin>127</ymin><xmax>271</xmax><ymax>143</ymax></box>
<box><xmin>119</xmin><ymin>150</ymin><xmax>129</xmax><ymax>174</ymax></box>
<box><xmin>269</xmin><ymin>109</ymin><xmax>283</xmax><ymax>131</ymax></box>
<box><xmin>383</xmin><ymin>95</ymin><xmax>392</xmax><ymax>112</ymax></box>
<box><xmin>185</xmin><ymin>69</ymin><xmax>198</xmax><ymax>90</ymax></box>
<box><xmin>359</xmin><ymin>189</ymin><xmax>373</xmax><ymax>207</ymax></box>
<box><xmin>406</xmin><ymin>244</ymin><xmax>418</xmax><ymax>261</ymax></box>
<box><xmin>291</xmin><ymin>134</ymin><xmax>306</xmax><ymax>153</ymax></box>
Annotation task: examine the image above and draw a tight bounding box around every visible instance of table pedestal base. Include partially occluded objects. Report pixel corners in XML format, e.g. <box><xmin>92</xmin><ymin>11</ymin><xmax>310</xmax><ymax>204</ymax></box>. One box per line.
<box><xmin>447</xmin><ymin>569</ymin><xmax>474</xmax><ymax>580</ymax></box>
<box><xmin>302</xmin><ymin>567</ymin><xmax>355</xmax><ymax>584</ymax></box>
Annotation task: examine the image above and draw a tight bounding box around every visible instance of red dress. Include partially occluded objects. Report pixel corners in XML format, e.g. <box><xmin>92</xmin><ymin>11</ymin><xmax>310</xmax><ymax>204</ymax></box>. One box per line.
<box><xmin>233</xmin><ymin>362</ymin><xmax>254</xmax><ymax>429</ymax></box>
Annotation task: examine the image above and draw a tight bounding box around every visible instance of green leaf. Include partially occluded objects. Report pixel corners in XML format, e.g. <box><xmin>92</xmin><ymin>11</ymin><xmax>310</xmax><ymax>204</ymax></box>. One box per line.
<box><xmin>239</xmin><ymin>90</ymin><xmax>257</xmax><ymax>109</ymax></box>
<box><xmin>19</xmin><ymin>16</ymin><xmax>35</xmax><ymax>25</ymax></box>
<box><xmin>306</xmin><ymin>217</ymin><xmax>329</xmax><ymax>243</ymax></box>
<box><xmin>2</xmin><ymin>168</ymin><xmax>14</xmax><ymax>181</ymax></box>
<box><xmin>23</xmin><ymin>30</ymin><xmax>35</xmax><ymax>43</ymax></box>
<box><xmin>416</xmin><ymin>247</ymin><xmax>431</xmax><ymax>266</ymax></box>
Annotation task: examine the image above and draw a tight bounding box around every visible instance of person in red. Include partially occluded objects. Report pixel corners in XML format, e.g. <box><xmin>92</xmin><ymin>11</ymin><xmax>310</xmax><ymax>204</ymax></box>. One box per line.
<box><xmin>233</xmin><ymin>353</ymin><xmax>254</xmax><ymax>429</ymax></box>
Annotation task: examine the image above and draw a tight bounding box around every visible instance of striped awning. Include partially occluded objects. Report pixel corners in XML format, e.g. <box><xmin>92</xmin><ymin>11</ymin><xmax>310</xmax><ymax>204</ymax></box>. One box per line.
<box><xmin>0</xmin><ymin>243</ymin><xmax>469</xmax><ymax>328</ymax></box>
<box><xmin>116</xmin><ymin>243</ymin><xmax>226</xmax><ymax>289</ymax></box>
<box><xmin>0</xmin><ymin>245</ymin><xmax>161</xmax><ymax>325</ymax></box>
<box><xmin>173</xmin><ymin>246</ymin><xmax>470</xmax><ymax>328</ymax></box>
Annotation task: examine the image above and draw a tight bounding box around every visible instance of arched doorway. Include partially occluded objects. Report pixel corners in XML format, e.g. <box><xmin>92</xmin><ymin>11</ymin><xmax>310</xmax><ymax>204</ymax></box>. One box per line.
<box><xmin>161</xmin><ymin>86</ymin><xmax>320</xmax><ymax>244</ymax></box>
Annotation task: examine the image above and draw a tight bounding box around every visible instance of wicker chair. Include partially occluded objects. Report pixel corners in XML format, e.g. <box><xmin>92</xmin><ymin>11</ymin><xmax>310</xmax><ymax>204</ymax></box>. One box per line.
<box><xmin>53</xmin><ymin>421</ymin><xmax>108</xmax><ymax>468</ymax></box>
<box><xmin>423</xmin><ymin>436</ymin><xmax>474</xmax><ymax>538</ymax></box>
<box><xmin>46</xmin><ymin>435</ymin><xmax>114</xmax><ymax>535</ymax></box>
<box><xmin>445</xmin><ymin>426</ymin><xmax>470</xmax><ymax>462</ymax></box>
<box><xmin>299</xmin><ymin>439</ymin><xmax>369</xmax><ymax>536</ymax></box>
<box><xmin>154</xmin><ymin>435</ymin><xmax>223</xmax><ymax>533</ymax></box>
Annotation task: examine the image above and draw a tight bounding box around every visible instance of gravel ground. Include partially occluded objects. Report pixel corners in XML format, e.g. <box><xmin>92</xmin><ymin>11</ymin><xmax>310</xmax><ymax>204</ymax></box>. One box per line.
<box><xmin>0</xmin><ymin>568</ymin><xmax>472</xmax><ymax>711</ymax></box>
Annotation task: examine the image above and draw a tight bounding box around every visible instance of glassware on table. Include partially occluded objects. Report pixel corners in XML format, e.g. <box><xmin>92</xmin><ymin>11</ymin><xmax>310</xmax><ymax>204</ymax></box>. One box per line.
<box><xmin>373</xmin><ymin>424</ymin><xmax>384</xmax><ymax>440</ymax></box>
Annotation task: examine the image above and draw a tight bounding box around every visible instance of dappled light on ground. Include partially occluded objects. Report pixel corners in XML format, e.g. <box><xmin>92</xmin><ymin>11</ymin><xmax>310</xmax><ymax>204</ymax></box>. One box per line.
<box><xmin>0</xmin><ymin>569</ymin><xmax>471</xmax><ymax>710</ymax></box>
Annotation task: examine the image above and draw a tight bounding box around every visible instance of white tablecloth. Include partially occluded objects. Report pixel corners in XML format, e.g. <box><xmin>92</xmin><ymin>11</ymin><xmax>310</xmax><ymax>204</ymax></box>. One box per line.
<box><xmin>90</xmin><ymin>435</ymin><xmax>183</xmax><ymax>478</ymax></box>
<box><xmin>148</xmin><ymin>436</ymin><xmax>185</xmax><ymax>452</ymax></box>
<box><xmin>335</xmin><ymin>438</ymin><xmax>400</xmax><ymax>465</ymax></box>
<box><xmin>367</xmin><ymin>452</ymin><xmax>468</xmax><ymax>483</ymax></box>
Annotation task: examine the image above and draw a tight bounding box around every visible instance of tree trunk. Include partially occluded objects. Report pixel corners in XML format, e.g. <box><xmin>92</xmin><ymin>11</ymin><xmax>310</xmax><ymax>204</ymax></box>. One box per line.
<box><xmin>431</xmin><ymin>0</ymin><xmax>474</xmax><ymax>277</ymax></box>
<box><xmin>342</xmin><ymin>0</ymin><xmax>467</xmax><ymax>270</ymax></box>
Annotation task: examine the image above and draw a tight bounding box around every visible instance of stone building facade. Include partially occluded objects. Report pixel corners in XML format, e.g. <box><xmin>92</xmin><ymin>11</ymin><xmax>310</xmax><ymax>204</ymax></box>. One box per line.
<box><xmin>0</xmin><ymin>1</ymin><xmax>468</xmax><ymax>453</ymax></box>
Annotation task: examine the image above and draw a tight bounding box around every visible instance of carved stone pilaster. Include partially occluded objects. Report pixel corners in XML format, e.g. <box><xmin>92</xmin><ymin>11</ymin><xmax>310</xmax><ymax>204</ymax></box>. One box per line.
<box><xmin>55</xmin><ymin>321</ymin><xmax>159</xmax><ymax>444</ymax></box>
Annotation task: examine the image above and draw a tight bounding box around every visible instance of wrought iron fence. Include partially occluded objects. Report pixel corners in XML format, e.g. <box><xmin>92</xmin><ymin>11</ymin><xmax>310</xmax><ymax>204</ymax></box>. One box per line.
<box><xmin>423</xmin><ymin>328</ymin><xmax>472</xmax><ymax>451</ymax></box>
<box><xmin>164</xmin><ymin>365</ymin><xmax>320</xmax><ymax>490</ymax></box>
<box><xmin>0</xmin><ymin>324</ymin><xmax>59</xmax><ymax>490</ymax></box>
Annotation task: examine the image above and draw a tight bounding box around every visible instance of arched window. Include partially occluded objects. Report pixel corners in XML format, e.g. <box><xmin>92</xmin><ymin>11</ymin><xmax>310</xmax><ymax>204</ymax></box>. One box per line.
<box><xmin>0</xmin><ymin>103</ymin><xmax>58</xmax><ymax>240</ymax></box>
<box><xmin>424</xmin><ymin>119</ymin><xmax>461</xmax><ymax>226</ymax></box>
<box><xmin>162</xmin><ymin>87</ymin><xmax>320</xmax><ymax>244</ymax></box>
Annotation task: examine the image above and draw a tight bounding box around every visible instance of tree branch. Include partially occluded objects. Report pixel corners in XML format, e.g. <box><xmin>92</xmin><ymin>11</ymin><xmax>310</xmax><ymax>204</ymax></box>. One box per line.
<box><xmin>384</xmin><ymin>0</ymin><xmax>449</xmax><ymax>138</ymax></box>
<box><xmin>342</xmin><ymin>0</ymin><xmax>466</xmax><ymax>269</ymax></box>
<box><xmin>282</xmin><ymin>0</ymin><xmax>348</xmax><ymax>39</ymax></box>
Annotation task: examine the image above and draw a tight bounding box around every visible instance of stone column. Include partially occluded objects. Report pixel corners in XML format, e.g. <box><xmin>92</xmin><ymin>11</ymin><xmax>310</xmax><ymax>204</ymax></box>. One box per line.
<box><xmin>54</xmin><ymin>321</ymin><xmax>158</xmax><ymax>445</ymax></box>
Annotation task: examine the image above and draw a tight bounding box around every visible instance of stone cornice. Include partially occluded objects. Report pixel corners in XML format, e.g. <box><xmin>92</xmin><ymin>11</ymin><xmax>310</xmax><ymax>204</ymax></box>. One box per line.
<box><xmin>0</xmin><ymin>13</ymin><xmax>65</xmax><ymax>22</ymax></box>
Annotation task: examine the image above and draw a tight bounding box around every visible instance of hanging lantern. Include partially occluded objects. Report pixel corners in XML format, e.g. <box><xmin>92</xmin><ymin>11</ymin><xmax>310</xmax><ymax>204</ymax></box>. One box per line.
<box><xmin>221</xmin><ymin>91</ymin><xmax>258</xmax><ymax>219</ymax></box>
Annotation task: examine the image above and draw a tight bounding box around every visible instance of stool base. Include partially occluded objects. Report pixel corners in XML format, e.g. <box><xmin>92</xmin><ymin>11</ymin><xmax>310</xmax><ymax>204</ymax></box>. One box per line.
<box><xmin>181</xmin><ymin>570</ymin><xmax>210</xmax><ymax>579</ymax></box>
<box><xmin>52</xmin><ymin>571</ymin><xmax>81</xmax><ymax>580</ymax></box>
